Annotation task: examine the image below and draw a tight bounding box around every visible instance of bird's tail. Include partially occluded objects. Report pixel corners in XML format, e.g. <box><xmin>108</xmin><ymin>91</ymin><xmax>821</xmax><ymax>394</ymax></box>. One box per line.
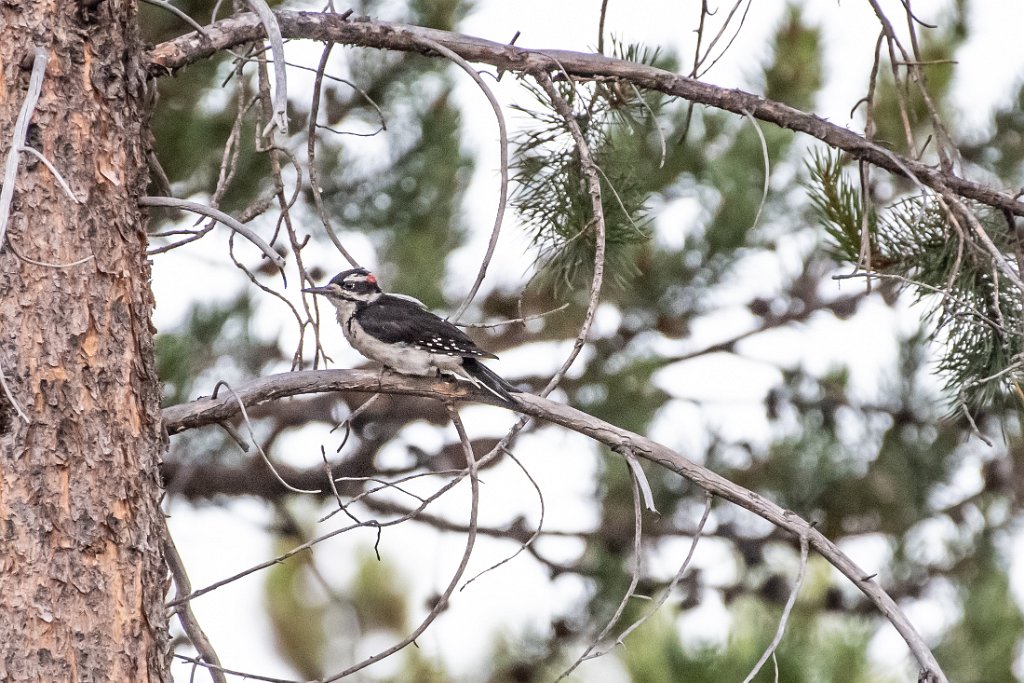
<box><xmin>461</xmin><ymin>357</ymin><xmax>519</xmax><ymax>406</ymax></box>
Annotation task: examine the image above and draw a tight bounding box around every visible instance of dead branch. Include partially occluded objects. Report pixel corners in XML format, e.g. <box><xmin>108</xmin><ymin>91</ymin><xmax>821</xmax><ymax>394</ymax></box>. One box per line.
<box><xmin>140</xmin><ymin>196</ymin><xmax>285</xmax><ymax>267</ymax></box>
<box><xmin>164</xmin><ymin>529</ymin><xmax>227</xmax><ymax>683</ymax></box>
<box><xmin>146</xmin><ymin>10</ymin><xmax>1024</xmax><ymax>220</ymax></box>
<box><xmin>319</xmin><ymin>403</ymin><xmax>480</xmax><ymax>681</ymax></box>
<box><xmin>162</xmin><ymin>368</ymin><xmax>948</xmax><ymax>682</ymax></box>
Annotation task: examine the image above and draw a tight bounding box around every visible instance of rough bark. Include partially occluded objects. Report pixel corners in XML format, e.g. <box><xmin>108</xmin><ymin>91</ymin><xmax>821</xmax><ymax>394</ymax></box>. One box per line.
<box><xmin>0</xmin><ymin>3</ymin><xmax>168</xmax><ymax>681</ymax></box>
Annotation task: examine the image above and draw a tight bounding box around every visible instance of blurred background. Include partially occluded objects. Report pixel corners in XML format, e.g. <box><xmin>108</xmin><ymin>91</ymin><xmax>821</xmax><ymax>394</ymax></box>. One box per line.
<box><xmin>145</xmin><ymin>1</ymin><xmax>1024</xmax><ymax>680</ymax></box>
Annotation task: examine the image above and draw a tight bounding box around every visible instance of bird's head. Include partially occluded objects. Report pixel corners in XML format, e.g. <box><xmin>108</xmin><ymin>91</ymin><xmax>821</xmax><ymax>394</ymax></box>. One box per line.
<box><xmin>303</xmin><ymin>268</ymin><xmax>383</xmax><ymax>304</ymax></box>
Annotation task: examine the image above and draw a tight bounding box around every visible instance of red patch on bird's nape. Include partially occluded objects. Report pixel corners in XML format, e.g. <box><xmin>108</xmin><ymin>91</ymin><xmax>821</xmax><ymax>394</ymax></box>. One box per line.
<box><xmin>366</xmin><ymin>273</ymin><xmax>377</xmax><ymax>284</ymax></box>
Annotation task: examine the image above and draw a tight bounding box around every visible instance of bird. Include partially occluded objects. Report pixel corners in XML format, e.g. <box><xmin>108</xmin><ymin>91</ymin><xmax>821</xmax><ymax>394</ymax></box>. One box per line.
<box><xmin>303</xmin><ymin>268</ymin><xmax>519</xmax><ymax>405</ymax></box>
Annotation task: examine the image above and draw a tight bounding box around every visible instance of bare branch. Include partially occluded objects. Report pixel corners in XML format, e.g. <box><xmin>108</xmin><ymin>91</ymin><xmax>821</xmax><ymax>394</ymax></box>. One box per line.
<box><xmin>164</xmin><ymin>528</ymin><xmax>227</xmax><ymax>683</ymax></box>
<box><xmin>160</xmin><ymin>368</ymin><xmax>948</xmax><ymax>682</ymax></box>
<box><xmin>146</xmin><ymin>11</ymin><xmax>1024</xmax><ymax>219</ymax></box>
<box><xmin>166</xmin><ymin>466</ymin><xmax>462</xmax><ymax>608</ymax></box>
<box><xmin>320</xmin><ymin>403</ymin><xmax>480</xmax><ymax>681</ymax></box>
<box><xmin>172</xmin><ymin>654</ymin><xmax>296</xmax><ymax>683</ymax></box>
<box><xmin>533</xmin><ymin>69</ymin><xmax>606</xmax><ymax>396</ymax></box>
<box><xmin>455</xmin><ymin>302</ymin><xmax>569</xmax><ymax>329</ymax></box>
<box><xmin>408</xmin><ymin>34</ymin><xmax>509</xmax><ymax>324</ymax></box>
<box><xmin>615</xmin><ymin>492</ymin><xmax>713</xmax><ymax>645</ymax></box>
<box><xmin>558</xmin><ymin>457</ymin><xmax>645</xmax><ymax>680</ymax></box>
<box><xmin>245</xmin><ymin>0</ymin><xmax>289</xmax><ymax>135</ymax></box>
<box><xmin>460</xmin><ymin>447</ymin><xmax>546</xmax><ymax>589</ymax></box>
<box><xmin>742</xmin><ymin>530</ymin><xmax>810</xmax><ymax>683</ymax></box>
<box><xmin>740</xmin><ymin>109</ymin><xmax>770</xmax><ymax>232</ymax></box>
<box><xmin>305</xmin><ymin>42</ymin><xmax>360</xmax><ymax>268</ymax></box>
<box><xmin>140</xmin><ymin>195</ymin><xmax>285</xmax><ymax>267</ymax></box>
<box><xmin>623</xmin><ymin>448</ymin><xmax>657</xmax><ymax>513</ymax></box>
<box><xmin>214</xmin><ymin>381</ymin><xmax>320</xmax><ymax>495</ymax></box>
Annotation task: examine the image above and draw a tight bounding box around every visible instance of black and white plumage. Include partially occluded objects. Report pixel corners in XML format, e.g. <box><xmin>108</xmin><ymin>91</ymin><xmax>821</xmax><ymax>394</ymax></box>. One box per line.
<box><xmin>303</xmin><ymin>268</ymin><xmax>519</xmax><ymax>404</ymax></box>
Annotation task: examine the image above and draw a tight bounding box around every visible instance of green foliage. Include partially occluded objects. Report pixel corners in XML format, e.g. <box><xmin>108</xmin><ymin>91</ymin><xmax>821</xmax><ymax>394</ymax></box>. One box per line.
<box><xmin>936</xmin><ymin>556</ymin><xmax>1024</xmax><ymax>683</ymax></box>
<box><xmin>805</xmin><ymin>150</ymin><xmax>872</xmax><ymax>262</ymax></box>
<box><xmin>349</xmin><ymin>549</ymin><xmax>408</xmax><ymax>632</ymax></box>
<box><xmin>265</xmin><ymin>514</ymin><xmax>327</xmax><ymax>681</ymax></box>
<box><xmin>511</xmin><ymin>44</ymin><xmax>667</xmax><ymax>293</ymax></box>
<box><xmin>763</xmin><ymin>6</ymin><xmax>822</xmax><ymax>112</ymax></box>
<box><xmin>808</xmin><ymin>150</ymin><xmax>1024</xmax><ymax>409</ymax></box>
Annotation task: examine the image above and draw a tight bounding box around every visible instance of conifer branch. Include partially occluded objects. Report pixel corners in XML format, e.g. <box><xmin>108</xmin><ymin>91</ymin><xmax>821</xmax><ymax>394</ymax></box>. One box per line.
<box><xmin>147</xmin><ymin>10</ymin><xmax>1024</xmax><ymax>219</ymax></box>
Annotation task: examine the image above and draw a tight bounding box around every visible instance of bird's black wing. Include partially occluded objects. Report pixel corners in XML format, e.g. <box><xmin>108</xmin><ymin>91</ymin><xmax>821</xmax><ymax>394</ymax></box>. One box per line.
<box><xmin>355</xmin><ymin>295</ymin><xmax>497</xmax><ymax>358</ymax></box>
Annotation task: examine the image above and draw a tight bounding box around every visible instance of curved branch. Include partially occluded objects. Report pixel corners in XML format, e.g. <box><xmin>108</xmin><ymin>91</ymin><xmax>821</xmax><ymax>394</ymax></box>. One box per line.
<box><xmin>162</xmin><ymin>369</ymin><xmax>947</xmax><ymax>683</ymax></box>
<box><xmin>147</xmin><ymin>10</ymin><xmax>1024</xmax><ymax>219</ymax></box>
<box><xmin>140</xmin><ymin>195</ymin><xmax>285</xmax><ymax>267</ymax></box>
<box><xmin>407</xmin><ymin>34</ymin><xmax>509</xmax><ymax>324</ymax></box>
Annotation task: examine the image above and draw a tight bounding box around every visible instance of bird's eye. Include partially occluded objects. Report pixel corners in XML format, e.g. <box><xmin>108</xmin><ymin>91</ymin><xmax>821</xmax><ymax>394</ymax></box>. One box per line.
<box><xmin>343</xmin><ymin>282</ymin><xmax>355</xmax><ymax>290</ymax></box>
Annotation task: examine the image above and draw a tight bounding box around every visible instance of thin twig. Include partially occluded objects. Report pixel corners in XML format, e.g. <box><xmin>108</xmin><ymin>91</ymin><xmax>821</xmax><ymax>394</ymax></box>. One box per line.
<box><xmin>328</xmin><ymin>392</ymin><xmax>381</xmax><ymax>442</ymax></box>
<box><xmin>140</xmin><ymin>0</ymin><xmax>209</xmax><ymax>36</ymax></box>
<box><xmin>940</xmin><ymin>189</ymin><xmax>1024</xmax><ymax>292</ymax></box>
<box><xmin>305</xmin><ymin>41</ymin><xmax>359</xmax><ymax>267</ymax></box>
<box><xmin>19</xmin><ymin>146</ymin><xmax>82</xmax><ymax>204</ymax></box>
<box><xmin>140</xmin><ymin>196</ymin><xmax>285</xmax><ymax>267</ymax></box>
<box><xmin>245</xmin><ymin>0</ymin><xmax>289</xmax><ymax>135</ymax></box>
<box><xmin>0</xmin><ymin>47</ymin><xmax>48</xmax><ymax>250</ymax></box>
<box><xmin>0</xmin><ymin>356</ymin><xmax>28</xmax><ymax>424</ymax></box>
<box><xmin>628</xmin><ymin>82</ymin><xmax>666</xmax><ymax>168</ymax></box>
<box><xmin>455</xmin><ymin>302</ymin><xmax>569</xmax><ymax>329</ymax></box>
<box><xmin>833</xmin><ymin>272</ymin><xmax>1000</xmax><ymax>331</ymax></box>
<box><xmin>171</xmin><ymin>654</ymin><xmax>295</xmax><ymax>683</ymax></box>
<box><xmin>741</xmin><ymin>530</ymin><xmax>810</xmax><ymax>683</ymax></box>
<box><xmin>164</xmin><ymin>525</ymin><xmax>228</xmax><ymax>683</ymax></box>
<box><xmin>4</xmin><ymin>237</ymin><xmax>94</xmax><ymax>269</ymax></box>
<box><xmin>320</xmin><ymin>405</ymin><xmax>480</xmax><ymax>681</ymax></box>
<box><xmin>615</xmin><ymin>492</ymin><xmax>713</xmax><ymax>645</ymax></box>
<box><xmin>534</xmin><ymin>69</ymin><xmax>606</xmax><ymax>397</ymax></box>
<box><xmin>857</xmin><ymin>160</ymin><xmax>873</xmax><ymax>288</ymax></box>
<box><xmin>216</xmin><ymin>382</ymin><xmax>320</xmax><ymax>495</ymax></box>
<box><xmin>321</xmin><ymin>445</ymin><xmax>347</xmax><ymax>512</ymax></box>
<box><xmin>460</xmin><ymin>448</ymin><xmax>545</xmax><ymax>589</ymax></box>
<box><xmin>166</xmin><ymin>467</ymin><xmax>467</xmax><ymax>608</ymax></box>
<box><xmin>622</xmin><ymin>448</ymin><xmax>657</xmax><ymax>513</ymax></box>
<box><xmin>408</xmin><ymin>34</ymin><xmax>508</xmax><ymax>324</ymax></box>
<box><xmin>557</xmin><ymin>457</ymin><xmax>645</xmax><ymax>680</ymax></box>
<box><xmin>597</xmin><ymin>0</ymin><xmax>610</xmax><ymax>55</ymax></box>
<box><xmin>696</xmin><ymin>0</ymin><xmax>754</xmax><ymax>79</ymax></box>
<box><xmin>740</xmin><ymin>109</ymin><xmax>770</xmax><ymax>233</ymax></box>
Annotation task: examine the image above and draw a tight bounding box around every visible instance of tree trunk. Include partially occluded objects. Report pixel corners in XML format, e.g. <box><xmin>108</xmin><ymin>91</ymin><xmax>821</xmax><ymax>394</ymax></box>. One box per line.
<box><xmin>0</xmin><ymin>2</ymin><xmax>168</xmax><ymax>681</ymax></box>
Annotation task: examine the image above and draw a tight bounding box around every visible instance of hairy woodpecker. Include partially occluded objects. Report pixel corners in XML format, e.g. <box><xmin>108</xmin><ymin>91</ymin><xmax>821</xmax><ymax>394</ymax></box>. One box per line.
<box><xmin>303</xmin><ymin>268</ymin><xmax>519</xmax><ymax>404</ymax></box>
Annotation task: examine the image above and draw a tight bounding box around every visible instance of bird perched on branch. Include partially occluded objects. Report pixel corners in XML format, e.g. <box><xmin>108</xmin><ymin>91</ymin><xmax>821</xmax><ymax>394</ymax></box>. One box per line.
<box><xmin>304</xmin><ymin>268</ymin><xmax>519</xmax><ymax>405</ymax></box>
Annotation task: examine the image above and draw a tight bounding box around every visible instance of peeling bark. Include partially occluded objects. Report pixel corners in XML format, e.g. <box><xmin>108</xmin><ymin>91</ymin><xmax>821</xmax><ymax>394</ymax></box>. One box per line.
<box><xmin>0</xmin><ymin>2</ymin><xmax>168</xmax><ymax>681</ymax></box>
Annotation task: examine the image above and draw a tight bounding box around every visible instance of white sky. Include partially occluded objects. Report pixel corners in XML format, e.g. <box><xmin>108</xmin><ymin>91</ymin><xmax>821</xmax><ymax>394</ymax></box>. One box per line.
<box><xmin>161</xmin><ymin>1</ymin><xmax>1024</xmax><ymax>681</ymax></box>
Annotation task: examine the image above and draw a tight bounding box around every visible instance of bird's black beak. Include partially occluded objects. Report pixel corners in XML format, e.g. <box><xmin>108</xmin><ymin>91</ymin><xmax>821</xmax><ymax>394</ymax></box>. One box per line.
<box><xmin>302</xmin><ymin>285</ymin><xmax>332</xmax><ymax>295</ymax></box>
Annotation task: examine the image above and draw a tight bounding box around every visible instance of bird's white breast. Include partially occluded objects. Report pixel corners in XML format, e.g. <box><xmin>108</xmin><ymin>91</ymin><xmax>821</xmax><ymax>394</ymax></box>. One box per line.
<box><xmin>331</xmin><ymin>304</ymin><xmax>434</xmax><ymax>375</ymax></box>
